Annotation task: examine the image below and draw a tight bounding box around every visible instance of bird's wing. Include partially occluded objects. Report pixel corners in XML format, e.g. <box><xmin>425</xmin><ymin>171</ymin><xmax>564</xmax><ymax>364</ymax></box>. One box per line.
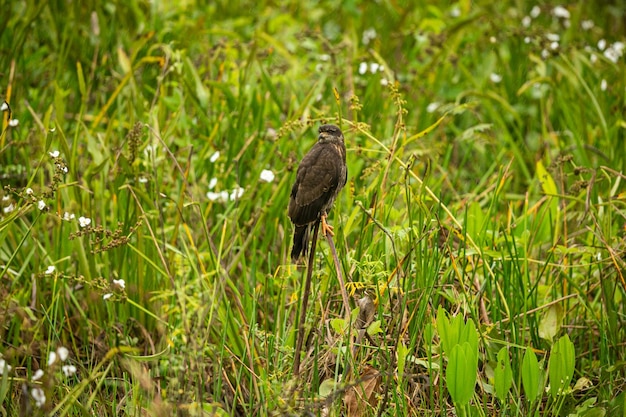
<box><xmin>288</xmin><ymin>144</ymin><xmax>342</xmax><ymax>225</ymax></box>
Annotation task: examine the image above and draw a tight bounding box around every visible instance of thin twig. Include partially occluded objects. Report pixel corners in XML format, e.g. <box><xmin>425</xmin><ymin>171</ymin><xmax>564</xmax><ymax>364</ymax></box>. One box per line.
<box><xmin>325</xmin><ymin>233</ymin><xmax>351</xmax><ymax>320</ymax></box>
<box><xmin>293</xmin><ymin>221</ymin><xmax>320</xmax><ymax>377</ymax></box>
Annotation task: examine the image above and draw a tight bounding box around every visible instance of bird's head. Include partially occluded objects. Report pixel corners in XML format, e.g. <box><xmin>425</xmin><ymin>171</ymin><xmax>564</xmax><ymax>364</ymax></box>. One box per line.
<box><xmin>318</xmin><ymin>124</ymin><xmax>344</xmax><ymax>144</ymax></box>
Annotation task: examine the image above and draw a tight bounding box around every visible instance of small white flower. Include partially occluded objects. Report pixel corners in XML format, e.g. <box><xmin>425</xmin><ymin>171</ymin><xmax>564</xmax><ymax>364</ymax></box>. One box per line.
<box><xmin>266</xmin><ymin>128</ymin><xmax>277</xmax><ymax>139</ymax></box>
<box><xmin>380</xmin><ymin>78</ymin><xmax>389</xmax><ymax>86</ymax></box>
<box><xmin>78</xmin><ymin>216</ymin><xmax>91</xmax><ymax>228</ymax></box>
<box><xmin>489</xmin><ymin>36</ymin><xmax>496</xmax><ymax>44</ymax></box>
<box><xmin>63</xmin><ymin>212</ymin><xmax>75</xmax><ymax>221</ymax></box>
<box><xmin>3</xmin><ymin>203</ymin><xmax>14</xmax><ymax>214</ymax></box>
<box><xmin>49</xmin><ymin>127</ymin><xmax>56</xmax><ymax>133</ymax></box>
<box><xmin>581</xmin><ymin>20</ymin><xmax>594</xmax><ymax>30</ymax></box>
<box><xmin>550</xmin><ymin>41</ymin><xmax>559</xmax><ymax>50</ymax></box>
<box><xmin>102</xmin><ymin>293</ymin><xmax>113</xmax><ymax>300</ymax></box>
<box><xmin>62</xmin><ymin>364</ymin><xmax>77</xmax><ymax>377</ymax></box>
<box><xmin>113</xmin><ymin>279</ymin><xmax>126</xmax><ymax>289</ymax></box>
<box><xmin>522</xmin><ymin>16</ymin><xmax>531</xmax><ymax>27</ymax></box>
<box><xmin>138</xmin><ymin>176</ymin><xmax>148</xmax><ymax>183</ymax></box>
<box><xmin>0</xmin><ymin>102</ymin><xmax>8</xmax><ymax>112</ymax></box>
<box><xmin>45</xmin><ymin>265</ymin><xmax>55</xmax><ymax>275</ymax></box>
<box><xmin>209</xmin><ymin>151</ymin><xmax>220</xmax><ymax>163</ymax></box>
<box><xmin>362</xmin><ymin>28</ymin><xmax>377</xmax><ymax>45</ymax></box>
<box><xmin>32</xmin><ymin>369</ymin><xmax>44</xmax><ymax>381</ymax></box>
<box><xmin>563</xmin><ymin>19</ymin><xmax>570</xmax><ymax>28</ymax></box>
<box><xmin>37</xmin><ymin>200</ymin><xmax>47</xmax><ymax>211</ymax></box>
<box><xmin>490</xmin><ymin>73</ymin><xmax>502</xmax><ymax>83</ymax></box>
<box><xmin>57</xmin><ymin>346</ymin><xmax>69</xmax><ymax>362</ymax></box>
<box><xmin>49</xmin><ymin>150</ymin><xmax>60</xmax><ymax>158</ymax></box>
<box><xmin>613</xmin><ymin>41</ymin><xmax>625</xmax><ymax>54</ymax></box>
<box><xmin>604</xmin><ymin>47</ymin><xmax>621</xmax><ymax>63</ymax></box>
<box><xmin>229</xmin><ymin>187</ymin><xmax>244</xmax><ymax>201</ymax></box>
<box><xmin>450</xmin><ymin>6</ymin><xmax>460</xmax><ymax>17</ymax></box>
<box><xmin>208</xmin><ymin>177</ymin><xmax>218</xmax><ymax>189</ymax></box>
<box><xmin>31</xmin><ymin>387</ymin><xmax>46</xmax><ymax>408</ymax></box>
<box><xmin>541</xmin><ymin>49</ymin><xmax>550</xmax><ymax>59</ymax></box>
<box><xmin>207</xmin><ymin>191</ymin><xmax>225</xmax><ymax>202</ymax></box>
<box><xmin>524</xmin><ymin>36</ymin><xmax>531</xmax><ymax>44</ymax></box>
<box><xmin>259</xmin><ymin>169</ymin><xmax>275</xmax><ymax>183</ymax></box>
<box><xmin>358</xmin><ymin>62</ymin><xmax>368</xmax><ymax>75</ymax></box>
<box><xmin>601</xmin><ymin>79</ymin><xmax>607</xmax><ymax>91</ymax></box>
<box><xmin>26</xmin><ymin>188</ymin><xmax>33</xmax><ymax>195</ymax></box>
<box><xmin>426</xmin><ymin>102</ymin><xmax>441</xmax><ymax>113</ymax></box>
<box><xmin>552</xmin><ymin>5</ymin><xmax>570</xmax><ymax>19</ymax></box>
<box><xmin>0</xmin><ymin>358</ymin><xmax>11</xmax><ymax>375</ymax></box>
<box><xmin>8</xmin><ymin>119</ymin><xmax>18</xmax><ymax>127</ymax></box>
<box><xmin>48</xmin><ymin>351</ymin><xmax>57</xmax><ymax>366</ymax></box>
<box><xmin>2</xmin><ymin>195</ymin><xmax>9</xmax><ymax>201</ymax></box>
<box><xmin>590</xmin><ymin>53</ymin><xmax>597</xmax><ymax>64</ymax></box>
<box><xmin>598</xmin><ymin>39</ymin><xmax>606</xmax><ymax>51</ymax></box>
<box><xmin>546</xmin><ymin>33</ymin><xmax>560</xmax><ymax>42</ymax></box>
<box><xmin>369</xmin><ymin>62</ymin><xmax>380</xmax><ymax>73</ymax></box>
<box><xmin>530</xmin><ymin>5</ymin><xmax>541</xmax><ymax>18</ymax></box>
<box><xmin>319</xmin><ymin>54</ymin><xmax>330</xmax><ymax>62</ymax></box>
<box><xmin>59</xmin><ymin>165</ymin><xmax>68</xmax><ymax>174</ymax></box>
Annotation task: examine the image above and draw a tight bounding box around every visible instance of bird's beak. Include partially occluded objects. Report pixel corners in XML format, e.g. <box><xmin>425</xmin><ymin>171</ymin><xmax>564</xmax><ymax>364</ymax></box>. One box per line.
<box><xmin>318</xmin><ymin>132</ymin><xmax>326</xmax><ymax>141</ymax></box>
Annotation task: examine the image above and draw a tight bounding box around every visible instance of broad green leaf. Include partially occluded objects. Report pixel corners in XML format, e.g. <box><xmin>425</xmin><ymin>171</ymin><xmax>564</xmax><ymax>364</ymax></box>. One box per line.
<box><xmin>538</xmin><ymin>304</ymin><xmax>563</xmax><ymax>343</ymax></box>
<box><xmin>397</xmin><ymin>341</ymin><xmax>409</xmax><ymax>385</ymax></box>
<box><xmin>494</xmin><ymin>347</ymin><xmax>513</xmax><ymax>401</ymax></box>
<box><xmin>522</xmin><ymin>348</ymin><xmax>540</xmax><ymax>404</ymax></box>
<box><xmin>447</xmin><ymin>342</ymin><xmax>477</xmax><ymax>407</ymax></box>
<box><xmin>548</xmin><ymin>334</ymin><xmax>576</xmax><ymax>398</ymax></box>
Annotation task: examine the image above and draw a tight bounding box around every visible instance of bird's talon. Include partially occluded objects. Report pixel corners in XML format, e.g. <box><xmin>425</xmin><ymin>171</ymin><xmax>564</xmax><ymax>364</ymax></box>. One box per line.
<box><xmin>321</xmin><ymin>215</ymin><xmax>335</xmax><ymax>237</ymax></box>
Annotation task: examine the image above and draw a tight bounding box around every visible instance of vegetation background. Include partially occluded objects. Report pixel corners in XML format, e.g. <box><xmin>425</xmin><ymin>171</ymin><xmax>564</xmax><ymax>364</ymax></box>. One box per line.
<box><xmin>0</xmin><ymin>0</ymin><xmax>625</xmax><ymax>415</ymax></box>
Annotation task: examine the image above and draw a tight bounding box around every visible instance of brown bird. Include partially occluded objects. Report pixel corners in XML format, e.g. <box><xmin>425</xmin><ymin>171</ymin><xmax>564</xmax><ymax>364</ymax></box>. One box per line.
<box><xmin>288</xmin><ymin>124</ymin><xmax>347</xmax><ymax>261</ymax></box>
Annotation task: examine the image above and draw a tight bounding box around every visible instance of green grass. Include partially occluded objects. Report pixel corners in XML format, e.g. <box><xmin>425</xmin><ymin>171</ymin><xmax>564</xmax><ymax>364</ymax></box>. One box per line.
<box><xmin>1</xmin><ymin>0</ymin><xmax>625</xmax><ymax>415</ymax></box>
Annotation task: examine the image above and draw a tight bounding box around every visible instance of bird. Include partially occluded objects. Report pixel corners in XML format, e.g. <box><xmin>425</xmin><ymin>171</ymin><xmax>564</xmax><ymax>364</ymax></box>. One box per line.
<box><xmin>288</xmin><ymin>124</ymin><xmax>347</xmax><ymax>261</ymax></box>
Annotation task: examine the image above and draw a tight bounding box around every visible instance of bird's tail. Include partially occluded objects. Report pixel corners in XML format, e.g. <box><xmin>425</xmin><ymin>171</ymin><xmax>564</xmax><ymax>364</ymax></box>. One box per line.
<box><xmin>291</xmin><ymin>225</ymin><xmax>310</xmax><ymax>261</ymax></box>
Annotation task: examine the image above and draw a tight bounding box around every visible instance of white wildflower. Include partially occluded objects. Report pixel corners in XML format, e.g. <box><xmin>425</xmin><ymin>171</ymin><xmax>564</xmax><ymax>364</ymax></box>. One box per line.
<box><xmin>319</xmin><ymin>54</ymin><xmax>330</xmax><ymax>61</ymax></box>
<box><xmin>601</xmin><ymin>79</ymin><xmax>607</xmax><ymax>91</ymax></box>
<box><xmin>259</xmin><ymin>169</ymin><xmax>275</xmax><ymax>183</ymax></box>
<box><xmin>25</xmin><ymin>188</ymin><xmax>33</xmax><ymax>195</ymax></box>
<box><xmin>62</xmin><ymin>364</ymin><xmax>77</xmax><ymax>377</ymax></box>
<box><xmin>229</xmin><ymin>187</ymin><xmax>244</xmax><ymax>201</ymax></box>
<box><xmin>369</xmin><ymin>62</ymin><xmax>380</xmax><ymax>73</ymax></box>
<box><xmin>450</xmin><ymin>6</ymin><xmax>460</xmax><ymax>17</ymax></box>
<box><xmin>524</xmin><ymin>36</ymin><xmax>531</xmax><ymax>44</ymax></box>
<box><xmin>78</xmin><ymin>216</ymin><xmax>91</xmax><ymax>228</ymax></box>
<box><xmin>49</xmin><ymin>150</ymin><xmax>60</xmax><ymax>158</ymax></box>
<box><xmin>63</xmin><ymin>212</ymin><xmax>75</xmax><ymax>221</ymax></box>
<box><xmin>581</xmin><ymin>20</ymin><xmax>594</xmax><ymax>30</ymax></box>
<box><xmin>604</xmin><ymin>47</ymin><xmax>621</xmax><ymax>63</ymax></box>
<box><xmin>208</xmin><ymin>177</ymin><xmax>218</xmax><ymax>189</ymax></box>
<box><xmin>113</xmin><ymin>279</ymin><xmax>126</xmax><ymax>289</ymax></box>
<box><xmin>8</xmin><ymin>119</ymin><xmax>18</xmax><ymax>127</ymax></box>
<box><xmin>48</xmin><ymin>351</ymin><xmax>57</xmax><ymax>366</ymax></box>
<box><xmin>598</xmin><ymin>39</ymin><xmax>606</xmax><ymax>51</ymax></box>
<box><xmin>546</xmin><ymin>33</ymin><xmax>560</xmax><ymax>42</ymax></box>
<box><xmin>552</xmin><ymin>5</ymin><xmax>570</xmax><ymax>19</ymax></box>
<box><xmin>489</xmin><ymin>36</ymin><xmax>496</xmax><ymax>44</ymax></box>
<box><xmin>2</xmin><ymin>195</ymin><xmax>9</xmax><ymax>201</ymax></box>
<box><xmin>530</xmin><ymin>5</ymin><xmax>541</xmax><ymax>18</ymax></box>
<box><xmin>541</xmin><ymin>49</ymin><xmax>550</xmax><ymax>59</ymax></box>
<box><xmin>266</xmin><ymin>128</ymin><xmax>277</xmax><ymax>139</ymax></box>
<box><xmin>358</xmin><ymin>62</ymin><xmax>368</xmax><ymax>75</ymax></box>
<box><xmin>522</xmin><ymin>16</ymin><xmax>531</xmax><ymax>28</ymax></box>
<box><xmin>32</xmin><ymin>369</ymin><xmax>44</xmax><ymax>381</ymax></box>
<box><xmin>37</xmin><ymin>200</ymin><xmax>47</xmax><ymax>211</ymax></box>
<box><xmin>0</xmin><ymin>102</ymin><xmax>7</xmax><ymax>112</ymax></box>
<box><xmin>209</xmin><ymin>151</ymin><xmax>220</xmax><ymax>163</ymax></box>
<box><xmin>57</xmin><ymin>346</ymin><xmax>69</xmax><ymax>362</ymax></box>
<box><xmin>550</xmin><ymin>41</ymin><xmax>559</xmax><ymax>50</ymax></box>
<box><xmin>380</xmin><ymin>78</ymin><xmax>389</xmax><ymax>86</ymax></box>
<box><xmin>3</xmin><ymin>203</ymin><xmax>14</xmax><ymax>214</ymax></box>
<box><xmin>362</xmin><ymin>28</ymin><xmax>377</xmax><ymax>45</ymax></box>
<box><xmin>31</xmin><ymin>388</ymin><xmax>46</xmax><ymax>408</ymax></box>
<box><xmin>138</xmin><ymin>176</ymin><xmax>148</xmax><ymax>183</ymax></box>
<box><xmin>0</xmin><ymin>358</ymin><xmax>11</xmax><ymax>375</ymax></box>
<box><xmin>590</xmin><ymin>53</ymin><xmax>597</xmax><ymax>64</ymax></box>
<box><xmin>490</xmin><ymin>73</ymin><xmax>502</xmax><ymax>83</ymax></box>
<box><xmin>426</xmin><ymin>102</ymin><xmax>441</xmax><ymax>113</ymax></box>
<box><xmin>44</xmin><ymin>265</ymin><xmax>55</xmax><ymax>275</ymax></box>
<box><xmin>102</xmin><ymin>293</ymin><xmax>113</xmax><ymax>300</ymax></box>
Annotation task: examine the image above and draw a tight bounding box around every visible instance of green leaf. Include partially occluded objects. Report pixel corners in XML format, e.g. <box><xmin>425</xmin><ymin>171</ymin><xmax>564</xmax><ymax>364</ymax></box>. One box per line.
<box><xmin>397</xmin><ymin>341</ymin><xmax>409</xmax><ymax>386</ymax></box>
<box><xmin>494</xmin><ymin>347</ymin><xmax>513</xmax><ymax>402</ymax></box>
<box><xmin>522</xmin><ymin>348</ymin><xmax>540</xmax><ymax>404</ymax></box>
<box><xmin>538</xmin><ymin>304</ymin><xmax>563</xmax><ymax>343</ymax></box>
<box><xmin>548</xmin><ymin>334</ymin><xmax>575</xmax><ymax>398</ymax></box>
<box><xmin>447</xmin><ymin>342</ymin><xmax>477</xmax><ymax>407</ymax></box>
